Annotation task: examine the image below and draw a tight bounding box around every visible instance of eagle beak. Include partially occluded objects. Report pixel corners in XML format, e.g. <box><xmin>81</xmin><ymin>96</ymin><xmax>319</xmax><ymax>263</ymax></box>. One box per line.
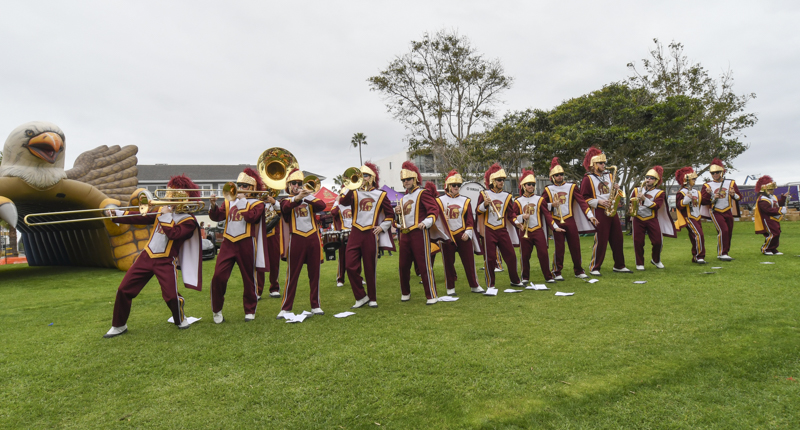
<box><xmin>25</xmin><ymin>132</ymin><xmax>64</xmax><ymax>164</ymax></box>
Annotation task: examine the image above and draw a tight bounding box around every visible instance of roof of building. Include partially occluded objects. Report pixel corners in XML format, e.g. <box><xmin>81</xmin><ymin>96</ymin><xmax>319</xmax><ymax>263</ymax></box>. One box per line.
<box><xmin>137</xmin><ymin>165</ymin><xmax>325</xmax><ymax>183</ymax></box>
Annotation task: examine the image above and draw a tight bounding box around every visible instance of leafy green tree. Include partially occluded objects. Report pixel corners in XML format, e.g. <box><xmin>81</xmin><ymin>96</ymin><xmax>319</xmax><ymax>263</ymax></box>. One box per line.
<box><xmin>368</xmin><ymin>29</ymin><xmax>512</xmax><ymax>176</ymax></box>
<box><xmin>350</xmin><ymin>133</ymin><xmax>367</xmax><ymax>166</ymax></box>
<box><xmin>331</xmin><ymin>174</ymin><xmax>345</xmax><ymax>194</ymax></box>
<box><xmin>0</xmin><ymin>150</ymin><xmax>18</xmax><ymax>257</ymax></box>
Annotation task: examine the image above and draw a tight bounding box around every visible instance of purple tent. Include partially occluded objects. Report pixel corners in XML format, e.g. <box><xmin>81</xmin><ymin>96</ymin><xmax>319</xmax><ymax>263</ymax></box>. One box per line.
<box><xmin>380</xmin><ymin>185</ymin><xmax>404</xmax><ymax>206</ymax></box>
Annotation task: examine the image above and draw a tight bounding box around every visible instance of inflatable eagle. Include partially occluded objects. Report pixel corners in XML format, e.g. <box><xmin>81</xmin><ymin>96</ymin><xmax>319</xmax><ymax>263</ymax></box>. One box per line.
<box><xmin>0</xmin><ymin>121</ymin><xmax>151</xmax><ymax>271</ymax></box>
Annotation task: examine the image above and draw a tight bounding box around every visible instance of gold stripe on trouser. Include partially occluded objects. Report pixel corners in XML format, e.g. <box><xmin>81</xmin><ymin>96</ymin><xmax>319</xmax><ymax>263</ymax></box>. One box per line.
<box><xmin>710</xmin><ymin>213</ymin><xmax>723</xmax><ymax>255</ymax></box>
<box><xmin>251</xmin><ymin>238</ymin><xmax>258</xmax><ymax>312</ymax></box>
<box><xmin>172</xmin><ymin>257</ymin><xmax>184</xmax><ymax>322</ymax></box>
<box><xmin>281</xmin><ymin>237</ymin><xmax>293</xmax><ymax>309</ymax></box>
<box><xmin>761</xmin><ymin>222</ymin><xmax>773</xmax><ymax>253</ymax></box>
<box><xmin>687</xmin><ymin>220</ymin><xmax>703</xmax><ymax>257</ymax></box>
<box><xmin>423</xmin><ymin>228</ymin><xmax>437</xmax><ymax>298</ymax></box>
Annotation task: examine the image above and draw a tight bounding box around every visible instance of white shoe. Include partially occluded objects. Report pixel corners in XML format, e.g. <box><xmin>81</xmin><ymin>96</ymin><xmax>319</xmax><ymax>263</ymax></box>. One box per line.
<box><xmin>178</xmin><ymin>318</ymin><xmax>191</xmax><ymax>329</ymax></box>
<box><xmin>589</xmin><ymin>270</ymin><xmax>602</xmax><ymax>276</ymax></box>
<box><xmin>103</xmin><ymin>325</ymin><xmax>128</xmax><ymax>338</ymax></box>
<box><xmin>546</xmin><ymin>279</ymin><xmax>555</xmax><ymax>283</ymax></box>
<box><xmin>352</xmin><ymin>296</ymin><xmax>369</xmax><ymax>309</ymax></box>
<box><xmin>446</xmin><ymin>288</ymin><xmax>456</xmax><ymax>295</ymax></box>
<box><xmin>613</xmin><ymin>267</ymin><xmax>633</xmax><ymax>273</ymax></box>
<box><xmin>311</xmin><ymin>308</ymin><xmax>324</xmax><ymax>315</ymax></box>
<box><xmin>244</xmin><ymin>313</ymin><xmax>255</xmax><ymax>322</ymax></box>
<box><xmin>636</xmin><ymin>265</ymin><xmax>645</xmax><ymax>271</ymax></box>
<box><xmin>276</xmin><ymin>310</ymin><xmax>290</xmax><ymax>320</ymax></box>
<box><xmin>368</xmin><ymin>301</ymin><xmax>378</xmax><ymax>308</ymax></box>
<box><xmin>401</xmin><ymin>294</ymin><xmax>411</xmax><ymax>301</ymax></box>
<box><xmin>575</xmin><ymin>273</ymin><xmax>588</xmax><ymax>279</ymax></box>
<box><xmin>213</xmin><ymin>312</ymin><xmax>224</xmax><ymax>324</ymax></box>
<box><xmin>774</xmin><ymin>252</ymin><xmax>784</xmax><ymax>256</ymax></box>
<box><xmin>554</xmin><ymin>275</ymin><xmax>564</xmax><ymax>281</ymax></box>
<box><xmin>269</xmin><ymin>291</ymin><xmax>281</xmax><ymax>298</ymax></box>
<box><xmin>362</xmin><ymin>280</ymin><xmax>367</xmax><ymax>285</ymax></box>
<box><xmin>695</xmin><ymin>259</ymin><xmax>706</xmax><ymax>264</ymax></box>
<box><xmin>426</xmin><ymin>298</ymin><xmax>438</xmax><ymax>305</ymax></box>
<box><xmin>763</xmin><ymin>251</ymin><xmax>773</xmax><ymax>256</ymax></box>
<box><xmin>521</xmin><ymin>279</ymin><xmax>529</xmax><ymax>284</ymax></box>
<box><xmin>651</xmin><ymin>260</ymin><xmax>665</xmax><ymax>269</ymax></box>
<box><xmin>336</xmin><ymin>282</ymin><xmax>344</xmax><ymax>287</ymax></box>
<box><xmin>494</xmin><ymin>267</ymin><xmax>504</xmax><ymax>272</ymax></box>
<box><xmin>718</xmin><ymin>255</ymin><xmax>734</xmax><ymax>261</ymax></box>
<box><xmin>256</xmin><ymin>295</ymin><xmax>261</xmax><ymax>301</ymax></box>
<box><xmin>510</xmin><ymin>281</ymin><xmax>524</xmax><ymax>287</ymax></box>
<box><xmin>470</xmin><ymin>287</ymin><xmax>485</xmax><ymax>293</ymax></box>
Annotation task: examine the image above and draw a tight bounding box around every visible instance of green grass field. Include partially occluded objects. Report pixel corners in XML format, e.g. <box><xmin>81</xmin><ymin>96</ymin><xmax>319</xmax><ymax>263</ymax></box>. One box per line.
<box><xmin>1</xmin><ymin>222</ymin><xmax>799</xmax><ymax>429</ymax></box>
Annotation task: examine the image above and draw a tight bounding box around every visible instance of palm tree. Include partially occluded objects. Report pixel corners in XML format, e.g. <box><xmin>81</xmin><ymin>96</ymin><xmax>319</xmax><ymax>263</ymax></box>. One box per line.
<box><xmin>350</xmin><ymin>133</ymin><xmax>367</xmax><ymax>166</ymax></box>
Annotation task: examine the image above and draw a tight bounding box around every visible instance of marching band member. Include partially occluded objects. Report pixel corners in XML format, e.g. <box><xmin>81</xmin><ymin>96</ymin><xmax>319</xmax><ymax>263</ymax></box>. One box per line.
<box><xmin>256</xmin><ymin>177</ymin><xmax>281</xmax><ymax>300</ymax></box>
<box><xmin>476</xmin><ymin>163</ymin><xmax>524</xmax><ymax>288</ymax></box>
<box><xmin>580</xmin><ymin>147</ymin><xmax>631</xmax><ymax>275</ymax></box>
<box><xmin>630</xmin><ymin>166</ymin><xmax>676</xmax><ymax>270</ymax></box>
<box><xmin>753</xmin><ymin>176</ymin><xmax>788</xmax><ymax>255</ymax></box>
<box><xmin>395</xmin><ymin>161</ymin><xmax>451</xmax><ymax>304</ymax></box>
<box><xmin>543</xmin><ymin>158</ymin><xmax>597</xmax><ymax>280</ymax></box>
<box><xmin>103</xmin><ymin>175</ymin><xmax>202</xmax><ymax>338</ymax></box>
<box><xmin>674</xmin><ymin>167</ymin><xmax>706</xmax><ymax>263</ymax></box>
<box><xmin>515</xmin><ymin>169</ymin><xmax>563</xmax><ymax>284</ymax></box>
<box><xmin>700</xmin><ymin>158</ymin><xmax>741</xmax><ymax>261</ymax></box>
<box><xmin>437</xmin><ymin>170</ymin><xmax>484</xmax><ymax>294</ymax></box>
<box><xmin>277</xmin><ymin>168</ymin><xmax>327</xmax><ymax>318</ymax></box>
<box><xmin>330</xmin><ymin>192</ymin><xmax>353</xmax><ymax>287</ymax></box>
<box><xmin>209</xmin><ymin>168</ymin><xmax>269</xmax><ymax>323</ymax></box>
<box><xmin>340</xmin><ymin>162</ymin><xmax>394</xmax><ymax>309</ymax></box>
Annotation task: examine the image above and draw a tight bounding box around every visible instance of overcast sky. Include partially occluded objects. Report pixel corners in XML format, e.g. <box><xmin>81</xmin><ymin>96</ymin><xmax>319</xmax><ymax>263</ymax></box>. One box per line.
<box><xmin>2</xmin><ymin>0</ymin><xmax>798</xmax><ymax>188</ymax></box>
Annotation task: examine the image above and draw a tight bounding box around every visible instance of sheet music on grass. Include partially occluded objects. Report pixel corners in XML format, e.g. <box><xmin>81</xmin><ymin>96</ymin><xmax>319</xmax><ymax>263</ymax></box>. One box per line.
<box><xmin>438</xmin><ymin>296</ymin><xmax>459</xmax><ymax>302</ymax></box>
<box><xmin>285</xmin><ymin>311</ymin><xmax>313</xmax><ymax>323</ymax></box>
<box><xmin>334</xmin><ymin>311</ymin><xmax>356</xmax><ymax>318</ymax></box>
<box><xmin>503</xmin><ymin>289</ymin><xmax>523</xmax><ymax>293</ymax></box>
<box><xmin>526</xmin><ymin>284</ymin><xmax>550</xmax><ymax>291</ymax></box>
<box><xmin>483</xmin><ymin>287</ymin><xmax>498</xmax><ymax>296</ymax></box>
<box><xmin>554</xmin><ymin>292</ymin><xmax>574</xmax><ymax>296</ymax></box>
<box><xmin>167</xmin><ymin>316</ymin><xmax>201</xmax><ymax>324</ymax></box>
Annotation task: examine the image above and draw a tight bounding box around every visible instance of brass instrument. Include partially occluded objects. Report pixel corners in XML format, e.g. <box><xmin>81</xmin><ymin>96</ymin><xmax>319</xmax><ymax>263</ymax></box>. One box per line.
<box><xmin>605</xmin><ymin>165</ymin><xmax>625</xmax><ymax>217</ymax></box>
<box><xmin>303</xmin><ymin>175</ymin><xmax>321</xmax><ymax>193</ymax></box>
<box><xmin>342</xmin><ymin>167</ymin><xmax>364</xmax><ymax>191</ymax></box>
<box><xmin>482</xmin><ymin>190</ymin><xmax>503</xmax><ymax>219</ymax></box>
<box><xmin>24</xmin><ymin>205</ymin><xmax>144</xmax><ymax>226</ymax></box>
<box><xmin>395</xmin><ymin>198</ymin><xmax>407</xmax><ymax>230</ymax></box>
<box><xmin>628</xmin><ymin>180</ymin><xmax>646</xmax><ymax>217</ymax></box>
<box><xmin>522</xmin><ymin>205</ymin><xmax>534</xmax><ymax>239</ymax></box>
<box><xmin>257</xmin><ymin>147</ymin><xmax>299</xmax><ymax>191</ymax></box>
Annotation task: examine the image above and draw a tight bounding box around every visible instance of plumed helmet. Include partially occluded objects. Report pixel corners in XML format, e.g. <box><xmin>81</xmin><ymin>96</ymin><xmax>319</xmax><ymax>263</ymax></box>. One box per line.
<box><xmin>674</xmin><ymin>166</ymin><xmax>697</xmax><ymax>185</ymax></box>
<box><xmin>424</xmin><ymin>181</ymin><xmax>438</xmax><ymax>197</ymax></box>
<box><xmin>645</xmin><ymin>165</ymin><xmax>664</xmax><ymax>187</ymax></box>
<box><xmin>755</xmin><ymin>175</ymin><xmax>777</xmax><ymax>193</ymax></box>
<box><xmin>400</xmin><ymin>161</ymin><xmax>422</xmax><ymax>185</ymax></box>
<box><xmin>444</xmin><ymin>169</ymin><xmax>463</xmax><ymax>187</ymax></box>
<box><xmin>167</xmin><ymin>174</ymin><xmax>201</xmax><ymax>198</ymax></box>
<box><xmin>519</xmin><ymin>169</ymin><xmax>536</xmax><ymax>193</ymax></box>
<box><xmin>583</xmin><ymin>147</ymin><xmax>606</xmax><ymax>171</ymax></box>
<box><xmin>484</xmin><ymin>163</ymin><xmax>507</xmax><ymax>188</ymax></box>
<box><xmin>549</xmin><ymin>157</ymin><xmax>564</xmax><ymax>177</ymax></box>
<box><xmin>361</xmin><ymin>161</ymin><xmax>380</xmax><ymax>188</ymax></box>
<box><xmin>709</xmin><ymin>158</ymin><xmax>726</xmax><ymax>173</ymax></box>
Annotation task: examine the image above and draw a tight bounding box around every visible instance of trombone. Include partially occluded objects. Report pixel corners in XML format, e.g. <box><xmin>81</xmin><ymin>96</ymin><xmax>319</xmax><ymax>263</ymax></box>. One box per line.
<box><xmin>24</xmin><ymin>205</ymin><xmax>144</xmax><ymax>226</ymax></box>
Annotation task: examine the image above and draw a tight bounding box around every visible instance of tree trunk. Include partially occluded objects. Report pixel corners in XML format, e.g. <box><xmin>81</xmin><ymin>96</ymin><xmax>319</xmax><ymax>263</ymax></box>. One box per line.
<box><xmin>9</xmin><ymin>228</ymin><xmax>18</xmax><ymax>257</ymax></box>
<box><xmin>359</xmin><ymin>144</ymin><xmax>363</xmax><ymax>166</ymax></box>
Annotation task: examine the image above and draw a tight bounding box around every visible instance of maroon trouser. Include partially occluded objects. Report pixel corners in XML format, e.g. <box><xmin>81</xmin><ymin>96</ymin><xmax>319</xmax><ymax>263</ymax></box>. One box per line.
<box><xmin>685</xmin><ymin>218</ymin><xmax>706</xmax><ymax>261</ymax></box>
<box><xmin>710</xmin><ymin>211</ymin><xmax>734</xmax><ymax>256</ymax></box>
<box><xmin>112</xmin><ymin>253</ymin><xmax>184</xmax><ymax>327</ymax></box>
<box><xmin>265</xmin><ymin>234</ymin><xmax>281</xmax><ymax>294</ymax></box>
<box><xmin>552</xmin><ymin>217</ymin><xmax>584</xmax><ymax>276</ymax></box>
<box><xmin>399</xmin><ymin>228</ymin><xmax>438</xmax><ymax>299</ymax></box>
<box><xmin>632</xmin><ymin>217</ymin><xmax>662</xmax><ymax>266</ymax></box>
<box><xmin>281</xmin><ymin>233</ymin><xmax>321</xmax><ymax>311</ymax></box>
<box><xmin>346</xmin><ymin>229</ymin><xmax>378</xmax><ymax>301</ymax></box>
<box><xmin>519</xmin><ymin>228</ymin><xmax>553</xmax><ymax>282</ymax></box>
<box><xmin>590</xmin><ymin>210</ymin><xmax>626</xmax><ymax>271</ymax></box>
<box><xmin>337</xmin><ymin>243</ymin><xmax>346</xmax><ymax>284</ymax></box>
<box><xmin>211</xmin><ymin>238</ymin><xmax>258</xmax><ymax>314</ymax></box>
<box><xmin>761</xmin><ymin>218</ymin><xmax>782</xmax><ymax>253</ymax></box>
<box><xmin>481</xmin><ymin>227</ymin><xmax>520</xmax><ymax>287</ymax></box>
<box><xmin>441</xmin><ymin>235</ymin><xmax>480</xmax><ymax>290</ymax></box>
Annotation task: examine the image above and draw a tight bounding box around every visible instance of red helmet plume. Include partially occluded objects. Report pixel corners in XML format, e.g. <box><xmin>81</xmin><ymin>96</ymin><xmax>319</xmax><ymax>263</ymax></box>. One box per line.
<box><xmin>484</xmin><ymin>163</ymin><xmax>503</xmax><ymax>188</ymax></box>
<box><xmin>242</xmin><ymin>167</ymin><xmax>265</xmax><ymax>191</ymax></box>
<box><xmin>674</xmin><ymin>167</ymin><xmax>694</xmax><ymax>185</ymax></box>
<box><xmin>363</xmin><ymin>161</ymin><xmax>380</xmax><ymax>188</ymax></box>
<box><xmin>424</xmin><ymin>181</ymin><xmax>438</xmax><ymax>197</ymax></box>
<box><xmin>400</xmin><ymin>161</ymin><xmax>422</xmax><ymax>184</ymax></box>
<box><xmin>167</xmin><ymin>174</ymin><xmax>201</xmax><ymax>198</ymax></box>
<box><xmin>582</xmin><ymin>147</ymin><xmax>604</xmax><ymax>171</ymax></box>
<box><xmin>755</xmin><ymin>175</ymin><xmax>774</xmax><ymax>193</ymax></box>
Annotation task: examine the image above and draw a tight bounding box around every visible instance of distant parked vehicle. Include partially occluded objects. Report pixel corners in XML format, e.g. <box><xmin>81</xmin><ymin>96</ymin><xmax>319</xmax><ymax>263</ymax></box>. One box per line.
<box><xmin>202</xmin><ymin>239</ymin><xmax>217</xmax><ymax>260</ymax></box>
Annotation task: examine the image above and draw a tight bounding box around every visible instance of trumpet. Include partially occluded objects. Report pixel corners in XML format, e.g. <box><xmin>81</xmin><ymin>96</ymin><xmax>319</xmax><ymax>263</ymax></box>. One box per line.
<box><xmin>395</xmin><ymin>198</ymin><xmax>407</xmax><ymax>230</ymax></box>
<box><xmin>522</xmin><ymin>206</ymin><xmax>534</xmax><ymax>239</ymax></box>
<box><xmin>342</xmin><ymin>167</ymin><xmax>364</xmax><ymax>191</ymax></box>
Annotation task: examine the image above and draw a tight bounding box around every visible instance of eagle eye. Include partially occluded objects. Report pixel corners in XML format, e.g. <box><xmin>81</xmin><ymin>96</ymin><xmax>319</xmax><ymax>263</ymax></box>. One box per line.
<box><xmin>25</xmin><ymin>130</ymin><xmax>35</xmax><ymax>137</ymax></box>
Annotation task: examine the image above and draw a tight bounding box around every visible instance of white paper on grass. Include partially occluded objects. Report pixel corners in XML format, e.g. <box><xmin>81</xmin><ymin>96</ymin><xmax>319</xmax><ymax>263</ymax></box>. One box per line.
<box><xmin>438</xmin><ymin>296</ymin><xmax>459</xmax><ymax>302</ymax></box>
<box><xmin>503</xmin><ymin>289</ymin><xmax>523</xmax><ymax>293</ymax></box>
<box><xmin>526</xmin><ymin>284</ymin><xmax>550</xmax><ymax>291</ymax></box>
<box><xmin>483</xmin><ymin>287</ymin><xmax>498</xmax><ymax>296</ymax></box>
<box><xmin>587</xmin><ymin>279</ymin><xmax>599</xmax><ymax>284</ymax></box>
<box><xmin>554</xmin><ymin>292</ymin><xmax>574</xmax><ymax>296</ymax></box>
<box><xmin>285</xmin><ymin>313</ymin><xmax>308</xmax><ymax>323</ymax></box>
<box><xmin>334</xmin><ymin>312</ymin><xmax>356</xmax><ymax>318</ymax></box>
<box><xmin>761</xmin><ymin>262</ymin><xmax>775</xmax><ymax>265</ymax></box>
<box><xmin>711</xmin><ymin>267</ymin><xmax>723</xmax><ymax>269</ymax></box>
<box><xmin>633</xmin><ymin>281</ymin><xmax>647</xmax><ymax>284</ymax></box>
<box><xmin>167</xmin><ymin>316</ymin><xmax>201</xmax><ymax>324</ymax></box>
